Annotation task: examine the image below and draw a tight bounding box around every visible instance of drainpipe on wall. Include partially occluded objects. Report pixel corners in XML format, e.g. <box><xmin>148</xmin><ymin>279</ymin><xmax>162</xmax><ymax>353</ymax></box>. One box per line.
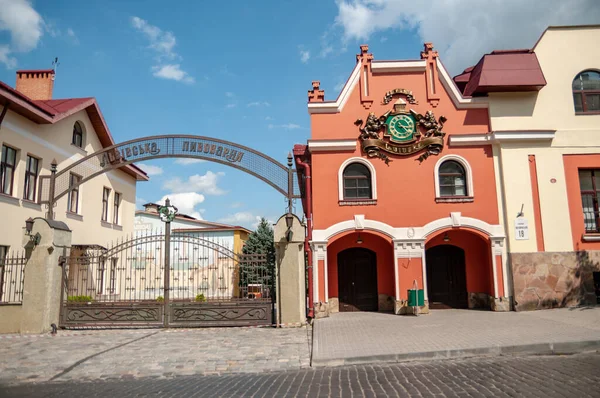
<box><xmin>294</xmin><ymin>155</ymin><xmax>314</xmax><ymax>319</ymax></box>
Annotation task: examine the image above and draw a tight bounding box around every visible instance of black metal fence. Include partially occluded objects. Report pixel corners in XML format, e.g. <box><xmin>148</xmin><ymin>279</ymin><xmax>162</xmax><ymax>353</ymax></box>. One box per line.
<box><xmin>0</xmin><ymin>252</ymin><xmax>27</xmax><ymax>304</ymax></box>
<box><xmin>60</xmin><ymin>232</ymin><xmax>273</xmax><ymax>328</ymax></box>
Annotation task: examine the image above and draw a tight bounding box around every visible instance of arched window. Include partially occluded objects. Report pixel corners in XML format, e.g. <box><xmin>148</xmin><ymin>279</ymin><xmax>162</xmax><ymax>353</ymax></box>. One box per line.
<box><xmin>343</xmin><ymin>163</ymin><xmax>372</xmax><ymax>199</ymax></box>
<box><xmin>439</xmin><ymin>160</ymin><xmax>466</xmax><ymax>197</ymax></box>
<box><xmin>72</xmin><ymin>121</ymin><xmax>84</xmax><ymax>148</ymax></box>
<box><xmin>573</xmin><ymin>70</ymin><xmax>600</xmax><ymax>114</ymax></box>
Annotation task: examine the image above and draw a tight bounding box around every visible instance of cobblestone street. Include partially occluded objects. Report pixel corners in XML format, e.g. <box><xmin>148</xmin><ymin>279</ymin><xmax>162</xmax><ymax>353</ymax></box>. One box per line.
<box><xmin>313</xmin><ymin>307</ymin><xmax>600</xmax><ymax>366</ymax></box>
<box><xmin>0</xmin><ymin>326</ymin><xmax>311</xmax><ymax>384</ymax></box>
<box><xmin>1</xmin><ymin>353</ymin><xmax>599</xmax><ymax>397</ymax></box>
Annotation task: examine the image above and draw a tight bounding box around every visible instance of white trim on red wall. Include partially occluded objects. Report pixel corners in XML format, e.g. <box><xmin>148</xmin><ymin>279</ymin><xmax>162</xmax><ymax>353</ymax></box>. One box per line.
<box><xmin>338</xmin><ymin>157</ymin><xmax>378</xmax><ymax>201</ymax></box>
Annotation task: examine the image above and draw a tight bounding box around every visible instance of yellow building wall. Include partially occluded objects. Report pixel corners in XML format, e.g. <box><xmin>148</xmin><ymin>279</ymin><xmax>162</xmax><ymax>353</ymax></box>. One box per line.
<box><xmin>0</xmin><ymin>107</ymin><xmax>138</xmax><ymax>251</ymax></box>
<box><xmin>489</xmin><ymin>26</ymin><xmax>600</xmax><ymax>252</ymax></box>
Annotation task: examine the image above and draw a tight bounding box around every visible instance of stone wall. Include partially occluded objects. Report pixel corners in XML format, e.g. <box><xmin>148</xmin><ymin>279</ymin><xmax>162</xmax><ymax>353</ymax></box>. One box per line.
<box><xmin>511</xmin><ymin>251</ymin><xmax>600</xmax><ymax>311</ymax></box>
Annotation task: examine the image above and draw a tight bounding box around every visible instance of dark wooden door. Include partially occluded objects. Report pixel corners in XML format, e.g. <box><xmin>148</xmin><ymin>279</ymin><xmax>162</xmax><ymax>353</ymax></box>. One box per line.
<box><xmin>338</xmin><ymin>248</ymin><xmax>378</xmax><ymax>312</ymax></box>
<box><xmin>426</xmin><ymin>245</ymin><xmax>468</xmax><ymax>309</ymax></box>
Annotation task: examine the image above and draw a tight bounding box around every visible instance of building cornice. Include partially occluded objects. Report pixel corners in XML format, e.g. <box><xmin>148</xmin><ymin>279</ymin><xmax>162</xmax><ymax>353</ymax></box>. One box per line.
<box><xmin>307</xmin><ymin>58</ymin><xmax>488</xmax><ymax>115</ymax></box>
<box><xmin>307</xmin><ymin>139</ymin><xmax>357</xmax><ymax>152</ymax></box>
<box><xmin>449</xmin><ymin>130</ymin><xmax>556</xmax><ymax>146</ymax></box>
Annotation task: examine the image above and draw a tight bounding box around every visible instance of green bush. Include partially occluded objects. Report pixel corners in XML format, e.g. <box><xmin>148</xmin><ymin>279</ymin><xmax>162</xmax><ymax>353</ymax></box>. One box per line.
<box><xmin>67</xmin><ymin>295</ymin><xmax>93</xmax><ymax>303</ymax></box>
<box><xmin>156</xmin><ymin>296</ymin><xmax>164</xmax><ymax>303</ymax></box>
<box><xmin>195</xmin><ymin>294</ymin><xmax>206</xmax><ymax>302</ymax></box>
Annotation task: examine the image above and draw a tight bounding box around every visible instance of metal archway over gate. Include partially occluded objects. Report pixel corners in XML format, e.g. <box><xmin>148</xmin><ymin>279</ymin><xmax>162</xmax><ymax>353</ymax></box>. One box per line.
<box><xmin>60</xmin><ymin>232</ymin><xmax>272</xmax><ymax>328</ymax></box>
<box><xmin>38</xmin><ymin>135</ymin><xmax>301</xmax><ymax>217</ymax></box>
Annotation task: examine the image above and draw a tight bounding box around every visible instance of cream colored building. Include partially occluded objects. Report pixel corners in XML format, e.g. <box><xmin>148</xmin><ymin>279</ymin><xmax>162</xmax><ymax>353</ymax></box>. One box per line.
<box><xmin>0</xmin><ymin>69</ymin><xmax>147</xmax><ymax>255</ymax></box>
<box><xmin>451</xmin><ymin>25</ymin><xmax>600</xmax><ymax>310</ymax></box>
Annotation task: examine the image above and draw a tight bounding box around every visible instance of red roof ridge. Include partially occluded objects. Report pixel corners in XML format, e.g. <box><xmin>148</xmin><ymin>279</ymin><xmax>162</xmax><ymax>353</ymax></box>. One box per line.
<box><xmin>490</xmin><ymin>49</ymin><xmax>532</xmax><ymax>55</ymax></box>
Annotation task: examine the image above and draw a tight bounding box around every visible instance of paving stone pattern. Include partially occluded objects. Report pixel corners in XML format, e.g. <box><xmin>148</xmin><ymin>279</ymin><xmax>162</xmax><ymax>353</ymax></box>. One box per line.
<box><xmin>313</xmin><ymin>307</ymin><xmax>600</xmax><ymax>365</ymax></box>
<box><xmin>0</xmin><ymin>326</ymin><xmax>311</xmax><ymax>384</ymax></box>
<box><xmin>1</xmin><ymin>353</ymin><xmax>599</xmax><ymax>397</ymax></box>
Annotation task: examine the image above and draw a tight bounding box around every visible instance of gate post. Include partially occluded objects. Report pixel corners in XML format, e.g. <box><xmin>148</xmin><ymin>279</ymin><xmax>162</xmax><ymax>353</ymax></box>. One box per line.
<box><xmin>20</xmin><ymin>218</ymin><xmax>71</xmax><ymax>334</ymax></box>
<box><xmin>274</xmin><ymin>213</ymin><xmax>306</xmax><ymax>325</ymax></box>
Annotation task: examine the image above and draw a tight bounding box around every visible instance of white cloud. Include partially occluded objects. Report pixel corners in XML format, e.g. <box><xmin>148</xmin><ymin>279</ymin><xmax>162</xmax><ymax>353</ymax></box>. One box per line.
<box><xmin>333</xmin><ymin>0</ymin><xmax>600</xmax><ymax>74</ymax></box>
<box><xmin>265</xmin><ymin>116</ymin><xmax>274</xmax><ymax>121</ymax></box>
<box><xmin>299</xmin><ymin>49</ymin><xmax>310</xmax><ymax>63</ymax></box>
<box><xmin>268</xmin><ymin>123</ymin><xmax>301</xmax><ymax>130</ymax></box>
<box><xmin>218</xmin><ymin>211</ymin><xmax>264</xmax><ymax>228</ymax></box>
<box><xmin>247</xmin><ymin>101</ymin><xmax>270</xmax><ymax>107</ymax></box>
<box><xmin>158</xmin><ymin>192</ymin><xmax>205</xmax><ymax>220</ymax></box>
<box><xmin>67</xmin><ymin>28</ymin><xmax>75</xmax><ymax>37</ymax></box>
<box><xmin>137</xmin><ymin>163</ymin><xmax>163</xmax><ymax>176</ymax></box>
<box><xmin>225</xmin><ymin>92</ymin><xmax>235</xmax><ymax>98</ymax></box>
<box><xmin>152</xmin><ymin>64</ymin><xmax>195</xmax><ymax>84</ymax></box>
<box><xmin>131</xmin><ymin>16</ymin><xmax>194</xmax><ymax>83</ymax></box>
<box><xmin>163</xmin><ymin>171</ymin><xmax>226</xmax><ymax>195</ymax></box>
<box><xmin>131</xmin><ymin>16</ymin><xmax>177</xmax><ymax>60</ymax></box>
<box><xmin>0</xmin><ymin>0</ymin><xmax>44</xmax><ymax>68</ymax></box>
<box><xmin>225</xmin><ymin>103</ymin><xmax>237</xmax><ymax>109</ymax></box>
<box><xmin>174</xmin><ymin>158</ymin><xmax>206</xmax><ymax>165</ymax></box>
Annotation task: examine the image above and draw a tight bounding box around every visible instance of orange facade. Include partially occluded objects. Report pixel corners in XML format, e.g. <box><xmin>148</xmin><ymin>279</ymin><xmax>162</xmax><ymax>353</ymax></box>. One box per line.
<box><xmin>296</xmin><ymin>44</ymin><xmax>510</xmax><ymax>316</ymax></box>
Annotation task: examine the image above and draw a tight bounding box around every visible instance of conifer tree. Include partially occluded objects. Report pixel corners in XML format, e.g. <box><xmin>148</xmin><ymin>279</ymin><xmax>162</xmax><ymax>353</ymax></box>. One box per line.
<box><xmin>240</xmin><ymin>218</ymin><xmax>275</xmax><ymax>299</ymax></box>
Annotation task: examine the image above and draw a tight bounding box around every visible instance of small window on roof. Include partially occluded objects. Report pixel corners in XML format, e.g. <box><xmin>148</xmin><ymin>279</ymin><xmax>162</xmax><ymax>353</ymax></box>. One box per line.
<box><xmin>573</xmin><ymin>70</ymin><xmax>600</xmax><ymax>114</ymax></box>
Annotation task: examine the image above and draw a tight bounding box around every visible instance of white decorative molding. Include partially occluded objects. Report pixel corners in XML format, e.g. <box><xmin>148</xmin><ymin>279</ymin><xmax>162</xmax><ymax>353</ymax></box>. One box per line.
<box><xmin>450</xmin><ymin>212</ymin><xmax>462</xmax><ymax>227</ymax></box>
<box><xmin>312</xmin><ymin>216</ymin><xmax>504</xmax><ymax>242</ymax></box>
<box><xmin>449</xmin><ymin>130</ymin><xmax>556</xmax><ymax>146</ymax></box>
<box><xmin>338</xmin><ymin>157</ymin><xmax>377</xmax><ymax>201</ymax></box>
<box><xmin>371</xmin><ymin>60</ymin><xmax>426</xmax><ymax>73</ymax></box>
<box><xmin>354</xmin><ymin>214</ymin><xmax>365</xmax><ymax>230</ymax></box>
<box><xmin>310</xmin><ymin>241</ymin><xmax>328</xmax><ymax>304</ymax></box>
<box><xmin>308</xmin><ymin>139</ymin><xmax>357</xmax><ymax>152</ymax></box>
<box><xmin>307</xmin><ymin>58</ymin><xmax>489</xmax><ymax>114</ymax></box>
<box><xmin>434</xmin><ymin>155</ymin><xmax>474</xmax><ymax>198</ymax></box>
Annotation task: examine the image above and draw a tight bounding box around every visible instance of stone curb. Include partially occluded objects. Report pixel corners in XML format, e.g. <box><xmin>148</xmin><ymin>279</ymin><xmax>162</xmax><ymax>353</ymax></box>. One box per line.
<box><xmin>311</xmin><ymin>339</ymin><xmax>600</xmax><ymax>368</ymax></box>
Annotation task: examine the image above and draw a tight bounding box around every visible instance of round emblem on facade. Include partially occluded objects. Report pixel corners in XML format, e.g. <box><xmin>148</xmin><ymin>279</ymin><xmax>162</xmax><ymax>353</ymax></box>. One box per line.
<box><xmin>386</xmin><ymin>114</ymin><xmax>415</xmax><ymax>142</ymax></box>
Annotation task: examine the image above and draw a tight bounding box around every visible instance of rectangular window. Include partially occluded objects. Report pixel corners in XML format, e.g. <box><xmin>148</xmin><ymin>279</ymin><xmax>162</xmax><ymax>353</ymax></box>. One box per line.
<box><xmin>113</xmin><ymin>192</ymin><xmax>121</xmax><ymax>224</ymax></box>
<box><xmin>68</xmin><ymin>173</ymin><xmax>82</xmax><ymax>214</ymax></box>
<box><xmin>579</xmin><ymin>169</ymin><xmax>600</xmax><ymax>232</ymax></box>
<box><xmin>101</xmin><ymin>187</ymin><xmax>111</xmax><ymax>222</ymax></box>
<box><xmin>23</xmin><ymin>155</ymin><xmax>39</xmax><ymax>201</ymax></box>
<box><xmin>0</xmin><ymin>145</ymin><xmax>17</xmax><ymax>195</ymax></box>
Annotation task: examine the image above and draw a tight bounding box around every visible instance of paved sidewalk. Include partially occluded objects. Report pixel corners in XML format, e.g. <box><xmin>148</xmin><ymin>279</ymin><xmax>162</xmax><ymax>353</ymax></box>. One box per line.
<box><xmin>0</xmin><ymin>326</ymin><xmax>311</xmax><ymax>385</ymax></box>
<box><xmin>312</xmin><ymin>307</ymin><xmax>600</xmax><ymax>367</ymax></box>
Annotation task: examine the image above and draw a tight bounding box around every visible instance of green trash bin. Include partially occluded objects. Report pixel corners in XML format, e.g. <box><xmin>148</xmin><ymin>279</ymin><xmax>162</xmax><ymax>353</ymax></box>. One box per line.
<box><xmin>417</xmin><ymin>289</ymin><xmax>424</xmax><ymax>306</ymax></box>
<box><xmin>407</xmin><ymin>289</ymin><xmax>425</xmax><ymax>307</ymax></box>
<box><xmin>407</xmin><ymin>289</ymin><xmax>417</xmax><ymax>306</ymax></box>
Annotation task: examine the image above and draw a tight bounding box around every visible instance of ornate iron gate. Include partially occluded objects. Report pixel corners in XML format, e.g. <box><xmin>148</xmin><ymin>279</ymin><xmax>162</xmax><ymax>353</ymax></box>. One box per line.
<box><xmin>59</xmin><ymin>232</ymin><xmax>273</xmax><ymax>328</ymax></box>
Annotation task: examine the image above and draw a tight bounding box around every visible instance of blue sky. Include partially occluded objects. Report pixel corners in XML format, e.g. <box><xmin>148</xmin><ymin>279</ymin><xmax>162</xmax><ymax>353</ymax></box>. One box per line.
<box><xmin>1</xmin><ymin>0</ymin><xmax>598</xmax><ymax>229</ymax></box>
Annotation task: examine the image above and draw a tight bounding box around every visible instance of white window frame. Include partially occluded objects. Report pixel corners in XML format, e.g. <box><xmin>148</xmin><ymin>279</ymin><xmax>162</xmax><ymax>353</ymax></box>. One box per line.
<box><xmin>434</xmin><ymin>154</ymin><xmax>474</xmax><ymax>198</ymax></box>
<box><xmin>338</xmin><ymin>157</ymin><xmax>377</xmax><ymax>201</ymax></box>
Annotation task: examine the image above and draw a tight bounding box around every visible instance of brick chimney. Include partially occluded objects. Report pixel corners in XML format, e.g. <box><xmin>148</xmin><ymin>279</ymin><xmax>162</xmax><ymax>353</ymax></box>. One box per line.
<box><xmin>15</xmin><ymin>69</ymin><xmax>55</xmax><ymax>100</ymax></box>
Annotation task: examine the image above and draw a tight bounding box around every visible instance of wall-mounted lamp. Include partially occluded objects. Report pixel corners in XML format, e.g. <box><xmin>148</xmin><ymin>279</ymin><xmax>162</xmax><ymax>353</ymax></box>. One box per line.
<box><xmin>285</xmin><ymin>213</ymin><xmax>294</xmax><ymax>241</ymax></box>
<box><xmin>356</xmin><ymin>233</ymin><xmax>363</xmax><ymax>245</ymax></box>
<box><xmin>25</xmin><ymin>217</ymin><xmax>41</xmax><ymax>246</ymax></box>
<box><xmin>443</xmin><ymin>232</ymin><xmax>450</xmax><ymax>242</ymax></box>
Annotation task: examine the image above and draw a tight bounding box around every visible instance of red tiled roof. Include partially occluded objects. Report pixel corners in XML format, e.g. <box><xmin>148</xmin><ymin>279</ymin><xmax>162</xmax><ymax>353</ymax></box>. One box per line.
<box><xmin>455</xmin><ymin>50</ymin><xmax>546</xmax><ymax>97</ymax></box>
<box><xmin>0</xmin><ymin>80</ymin><xmax>147</xmax><ymax>181</ymax></box>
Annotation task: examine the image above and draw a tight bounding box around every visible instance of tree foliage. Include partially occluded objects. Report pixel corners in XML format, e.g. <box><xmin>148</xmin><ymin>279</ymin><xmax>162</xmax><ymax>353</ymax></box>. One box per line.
<box><xmin>240</xmin><ymin>218</ymin><xmax>276</xmax><ymax>298</ymax></box>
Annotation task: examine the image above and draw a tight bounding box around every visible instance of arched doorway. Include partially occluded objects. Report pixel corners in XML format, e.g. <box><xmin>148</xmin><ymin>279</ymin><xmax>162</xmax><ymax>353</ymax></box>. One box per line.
<box><xmin>426</xmin><ymin>245</ymin><xmax>468</xmax><ymax>309</ymax></box>
<box><xmin>337</xmin><ymin>248</ymin><xmax>378</xmax><ymax>312</ymax></box>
